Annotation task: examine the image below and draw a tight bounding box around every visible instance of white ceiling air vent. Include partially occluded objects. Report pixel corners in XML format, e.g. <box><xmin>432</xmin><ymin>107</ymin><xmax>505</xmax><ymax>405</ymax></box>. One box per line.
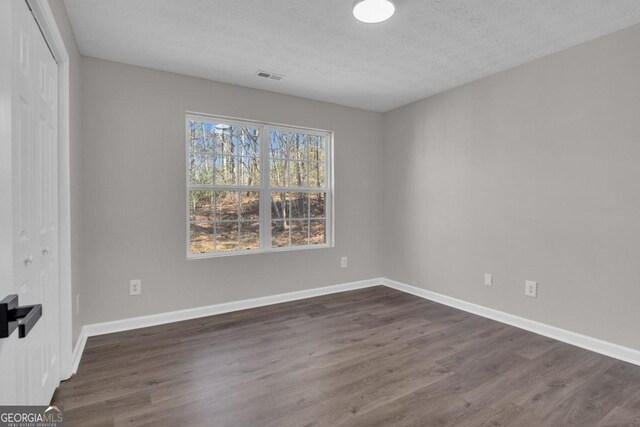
<box><xmin>256</xmin><ymin>71</ymin><xmax>285</xmax><ymax>81</ymax></box>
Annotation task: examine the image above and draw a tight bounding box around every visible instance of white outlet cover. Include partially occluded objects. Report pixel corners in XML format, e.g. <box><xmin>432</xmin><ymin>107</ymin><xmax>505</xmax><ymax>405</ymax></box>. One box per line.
<box><xmin>484</xmin><ymin>274</ymin><xmax>493</xmax><ymax>287</ymax></box>
<box><xmin>130</xmin><ymin>279</ymin><xmax>142</xmax><ymax>295</ymax></box>
<box><xmin>525</xmin><ymin>280</ymin><xmax>537</xmax><ymax>298</ymax></box>
<box><xmin>341</xmin><ymin>257</ymin><xmax>348</xmax><ymax>268</ymax></box>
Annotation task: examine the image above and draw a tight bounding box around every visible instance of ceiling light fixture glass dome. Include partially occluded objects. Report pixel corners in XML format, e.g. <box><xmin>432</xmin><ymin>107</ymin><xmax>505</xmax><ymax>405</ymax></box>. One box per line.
<box><xmin>353</xmin><ymin>0</ymin><xmax>396</xmax><ymax>23</ymax></box>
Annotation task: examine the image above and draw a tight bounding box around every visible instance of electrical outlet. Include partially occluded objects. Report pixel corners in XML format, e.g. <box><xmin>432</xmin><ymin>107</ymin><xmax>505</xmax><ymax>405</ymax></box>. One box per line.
<box><xmin>484</xmin><ymin>274</ymin><xmax>493</xmax><ymax>287</ymax></box>
<box><xmin>525</xmin><ymin>280</ymin><xmax>537</xmax><ymax>298</ymax></box>
<box><xmin>130</xmin><ymin>279</ymin><xmax>142</xmax><ymax>296</ymax></box>
<box><xmin>341</xmin><ymin>257</ymin><xmax>348</xmax><ymax>268</ymax></box>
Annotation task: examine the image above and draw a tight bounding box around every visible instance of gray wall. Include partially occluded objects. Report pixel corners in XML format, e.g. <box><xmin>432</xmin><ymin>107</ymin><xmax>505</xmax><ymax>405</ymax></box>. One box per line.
<box><xmin>63</xmin><ymin>5</ymin><xmax>640</xmax><ymax>352</ymax></box>
<box><xmin>78</xmin><ymin>57</ymin><xmax>384</xmax><ymax>325</ymax></box>
<box><xmin>383</xmin><ymin>24</ymin><xmax>640</xmax><ymax>350</ymax></box>
<box><xmin>48</xmin><ymin>0</ymin><xmax>83</xmax><ymax>348</ymax></box>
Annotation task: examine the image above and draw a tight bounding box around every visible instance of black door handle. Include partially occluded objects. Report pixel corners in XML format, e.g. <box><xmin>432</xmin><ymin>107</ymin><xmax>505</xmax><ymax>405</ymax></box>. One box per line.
<box><xmin>0</xmin><ymin>295</ymin><xmax>43</xmax><ymax>339</ymax></box>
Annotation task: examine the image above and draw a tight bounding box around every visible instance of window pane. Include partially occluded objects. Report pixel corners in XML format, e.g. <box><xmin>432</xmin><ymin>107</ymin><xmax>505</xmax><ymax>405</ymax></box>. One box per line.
<box><xmin>190</xmin><ymin>223</ymin><xmax>213</xmax><ymax>254</ymax></box>
<box><xmin>269</xmin><ymin>130</ymin><xmax>290</xmax><ymax>159</ymax></box>
<box><xmin>308</xmin><ymin>162</ymin><xmax>325</xmax><ymax>188</ymax></box>
<box><xmin>289</xmin><ymin>135</ymin><xmax>307</xmax><ymax>161</ymax></box>
<box><xmin>215</xmin><ymin>222</ymin><xmax>239</xmax><ymax>252</ymax></box>
<box><xmin>288</xmin><ymin>161</ymin><xmax>308</xmax><ymax>187</ymax></box>
<box><xmin>240</xmin><ymin>191</ymin><xmax>260</xmax><ymax>220</ymax></box>
<box><xmin>271</xmin><ymin>192</ymin><xmax>310</xmax><ymax>220</ymax></box>
<box><xmin>309</xmin><ymin>193</ymin><xmax>326</xmax><ymax>218</ymax></box>
<box><xmin>270</xmin><ymin>159</ymin><xmax>287</xmax><ymax>187</ymax></box>
<box><xmin>215</xmin><ymin>191</ymin><xmax>239</xmax><ymax>220</ymax></box>
<box><xmin>310</xmin><ymin>220</ymin><xmax>326</xmax><ymax>245</ymax></box>
<box><xmin>189</xmin><ymin>154</ymin><xmax>213</xmax><ymax>185</ymax></box>
<box><xmin>271</xmin><ymin>192</ymin><xmax>287</xmax><ymax>220</ymax></box>
<box><xmin>212</xmin><ymin>127</ymin><xmax>227</xmax><ymax>155</ymax></box>
<box><xmin>213</xmin><ymin>125</ymin><xmax>235</xmax><ymax>156</ymax></box>
<box><xmin>309</xmin><ymin>135</ymin><xmax>326</xmax><ymax>163</ymax></box>
<box><xmin>237</xmin><ymin>127</ymin><xmax>260</xmax><ymax>158</ymax></box>
<box><xmin>189</xmin><ymin>191</ymin><xmax>214</xmax><ymax>221</ymax></box>
<box><xmin>240</xmin><ymin>221</ymin><xmax>260</xmax><ymax>251</ymax></box>
<box><xmin>188</xmin><ymin>120</ymin><xmax>214</xmax><ymax>154</ymax></box>
<box><xmin>214</xmin><ymin>156</ymin><xmax>238</xmax><ymax>186</ymax></box>
<box><xmin>271</xmin><ymin>220</ymin><xmax>289</xmax><ymax>247</ymax></box>
<box><xmin>291</xmin><ymin>220</ymin><xmax>309</xmax><ymax>246</ymax></box>
<box><xmin>289</xmin><ymin>192</ymin><xmax>309</xmax><ymax>219</ymax></box>
<box><xmin>239</xmin><ymin>156</ymin><xmax>260</xmax><ymax>186</ymax></box>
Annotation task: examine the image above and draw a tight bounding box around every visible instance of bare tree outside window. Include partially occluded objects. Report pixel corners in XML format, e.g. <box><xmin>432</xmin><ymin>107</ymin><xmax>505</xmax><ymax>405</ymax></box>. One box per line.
<box><xmin>187</xmin><ymin>115</ymin><xmax>330</xmax><ymax>257</ymax></box>
<box><xmin>269</xmin><ymin>130</ymin><xmax>326</xmax><ymax>248</ymax></box>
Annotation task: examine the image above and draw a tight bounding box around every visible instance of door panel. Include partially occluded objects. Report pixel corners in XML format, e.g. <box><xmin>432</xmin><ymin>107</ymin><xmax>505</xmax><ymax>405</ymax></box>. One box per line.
<box><xmin>12</xmin><ymin>2</ymin><xmax>34</xmax><ymax>405</ymax></box>
<box><xmin>32</xmin><ymin>0</ymin><xmax>60</xmax><ymax>402</ymax></box>
<box><xmin>3</xmin><ymin>0</ymin><xmax>60</xmax><ymax>405</ymax></box>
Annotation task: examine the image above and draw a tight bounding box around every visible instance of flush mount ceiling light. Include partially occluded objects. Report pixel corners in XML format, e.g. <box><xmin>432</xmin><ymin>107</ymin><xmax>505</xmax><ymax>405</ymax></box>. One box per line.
<box><xmin>353</xmin><ymin>0</ymin><xmax>396</xmax><ymax>23</ymax></box>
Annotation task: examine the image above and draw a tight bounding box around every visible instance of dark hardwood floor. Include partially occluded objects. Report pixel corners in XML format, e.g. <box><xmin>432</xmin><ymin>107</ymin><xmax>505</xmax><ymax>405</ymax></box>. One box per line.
<box><xmin>52</xmin><ymin>286</ymin><xmax>640</xmax><ymax>426</ymax></box>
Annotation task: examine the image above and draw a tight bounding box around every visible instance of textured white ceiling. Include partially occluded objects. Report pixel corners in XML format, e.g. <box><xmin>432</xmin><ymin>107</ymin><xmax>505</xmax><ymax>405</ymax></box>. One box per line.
<box><xmin>64</xmin><ymin>0</ymin><xmax>640</xmax><ymax>112</ymax></box>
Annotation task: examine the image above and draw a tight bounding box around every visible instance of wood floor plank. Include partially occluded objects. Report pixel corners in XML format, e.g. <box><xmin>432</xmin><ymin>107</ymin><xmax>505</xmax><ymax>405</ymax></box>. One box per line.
<box><xmin>539</xmin><ymin>372</ymin><xmax>635</xmax><ymax>425</ymax></box>
<box><xmin>598</xmin><ymin>406</ymin><xmax>640</xmax><ymax>426</ymax></box>
<box><xmin>52</xmin><ymin>286</ymin><xmax>640</xmax><ymax>426</ymax></box>
<box><xmin>457</xmin><ymin>402</ymin><xmax>524</xmax><ymax>427</ymax></box>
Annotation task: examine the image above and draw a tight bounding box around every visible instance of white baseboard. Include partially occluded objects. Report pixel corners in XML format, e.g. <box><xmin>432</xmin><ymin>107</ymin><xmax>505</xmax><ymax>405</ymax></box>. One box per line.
<box><xmin>73</xmin><ymin>278</ymin><xmax>383</xmax><ymax>370</ymax></box>
<box><xmin>70</xmin><ymin>276</ymin><xmax>640</xmax><ymax>375</ymax></box>
<box><xmin>71</xmin><ymin>328</ymin><xmax>87</xmax><ymax>374</ymax></box>
<box><xmin>382</xmin><ymin>278</ymin><xmax>640</xmax><ymax>367</ymax></box>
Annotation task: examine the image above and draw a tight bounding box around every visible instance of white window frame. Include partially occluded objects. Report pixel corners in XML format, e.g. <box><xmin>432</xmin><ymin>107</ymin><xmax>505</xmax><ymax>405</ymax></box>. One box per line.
<box><xmin>185</xmin><ymin>112</ymin><xmax>334</xmax><ymax>259</ymax></box>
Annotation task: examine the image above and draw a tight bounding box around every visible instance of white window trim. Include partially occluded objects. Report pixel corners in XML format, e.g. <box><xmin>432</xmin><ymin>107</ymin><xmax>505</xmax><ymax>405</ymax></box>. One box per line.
<box><xmin>185</xmin><ymin>112</ymin><xmax>334</xmax><ymax>259</ymax></box>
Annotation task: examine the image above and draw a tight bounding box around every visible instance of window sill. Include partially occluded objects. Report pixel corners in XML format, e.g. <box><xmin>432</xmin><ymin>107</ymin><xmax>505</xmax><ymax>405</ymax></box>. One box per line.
<box><xmin>186</xmin><ymin>243</ymin><xmax>333</xmax><ymax>260</ymax></box>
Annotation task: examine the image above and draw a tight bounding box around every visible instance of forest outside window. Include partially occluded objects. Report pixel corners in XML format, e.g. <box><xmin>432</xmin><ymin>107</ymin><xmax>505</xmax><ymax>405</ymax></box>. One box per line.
<box><xmin>187</xmin><ymin>114</ymin><xmax>333</xmax><ymax>258</ymax></box>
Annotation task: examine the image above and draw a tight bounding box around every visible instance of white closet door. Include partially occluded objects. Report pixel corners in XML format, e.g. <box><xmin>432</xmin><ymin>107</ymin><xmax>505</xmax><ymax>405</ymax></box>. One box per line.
<box><xmin>4</xmin><ymin>0</ymin><xmax>61</xmax><ymax>405</ymax></box>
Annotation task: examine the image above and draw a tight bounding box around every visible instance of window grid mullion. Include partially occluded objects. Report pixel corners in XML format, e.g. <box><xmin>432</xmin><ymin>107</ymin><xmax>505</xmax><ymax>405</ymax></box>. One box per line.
<box><xmin>236</xmin><ymin>195</ymin><xmax>241</xmax><ymax>250</ymax></box>
<box><xmin>268</xmin><ymin>187</ymin><xmax>328</xmax><ymax>193</ymax></box>
<box><xmin>259</xmin><ymin>125</ymin><xmax>271</xmax><ymax>250</ymax></box>
<box><xmin>188</xmin><ymin>185</ymin><xmax>262</xmax><ymax>191</ymax></box>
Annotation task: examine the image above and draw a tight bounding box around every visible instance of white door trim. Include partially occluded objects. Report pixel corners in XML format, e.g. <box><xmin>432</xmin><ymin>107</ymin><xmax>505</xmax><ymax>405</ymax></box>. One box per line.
<box><xmin>26</xmin><ymin>0</ymin><xmax>73</xmax><ymax>381</ymax></box>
